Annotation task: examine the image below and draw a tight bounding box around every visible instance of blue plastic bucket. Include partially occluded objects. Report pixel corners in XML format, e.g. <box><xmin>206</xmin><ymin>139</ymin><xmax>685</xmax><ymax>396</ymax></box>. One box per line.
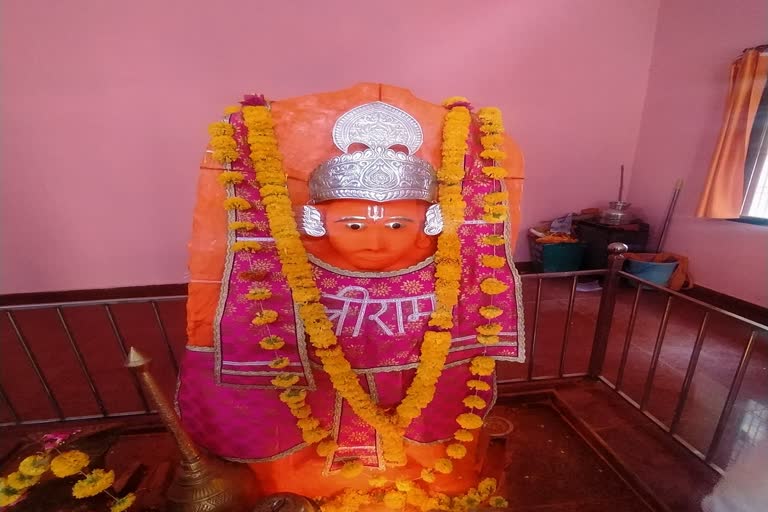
<box><xmin>626</xmin><ymin>259</ymin><xmax>678</xmax><ymax>288</ymax></box>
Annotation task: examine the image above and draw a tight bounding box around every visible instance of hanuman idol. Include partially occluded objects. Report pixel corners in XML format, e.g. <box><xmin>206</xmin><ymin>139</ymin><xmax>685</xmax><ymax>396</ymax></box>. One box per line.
<box><xmin>177</xmin><ymin>84</ymin><xmax>525</xmax><ymax>508</ymax></box>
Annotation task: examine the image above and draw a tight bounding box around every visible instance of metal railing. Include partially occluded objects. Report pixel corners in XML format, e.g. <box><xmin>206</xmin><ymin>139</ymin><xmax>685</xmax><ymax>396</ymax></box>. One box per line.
<box><xmin>589</xmin><ymin>244</ymin><xmax>768</xmax><ymax>475</ymax></box>
<box><xmin>0</xmin><ymin>295</ymin><xmax>185</xmax><ymax>427</ymax></box>
<box><xmin>1</xmin><ymin>251</ymin><xmax>765</xmax><ymax>477</ymax></box>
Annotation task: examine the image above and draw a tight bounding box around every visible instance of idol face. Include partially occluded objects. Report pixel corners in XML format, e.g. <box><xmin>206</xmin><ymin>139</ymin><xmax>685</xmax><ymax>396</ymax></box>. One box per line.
<box><xmin>318</xmin><ymin>199</ymin><xmax>434</xmax><ymax>271</ymax></box>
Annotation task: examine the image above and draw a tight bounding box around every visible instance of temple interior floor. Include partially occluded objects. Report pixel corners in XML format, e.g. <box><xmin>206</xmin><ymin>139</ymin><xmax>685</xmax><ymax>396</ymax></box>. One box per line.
<box><xmin>1</xmin><ymin>380</ymin><xmax>720</xmax><ymax>511</ymax></box>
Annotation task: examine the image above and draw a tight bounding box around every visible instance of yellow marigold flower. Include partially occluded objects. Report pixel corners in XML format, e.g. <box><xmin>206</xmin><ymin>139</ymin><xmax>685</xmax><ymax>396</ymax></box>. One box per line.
<box><xmin>316</xmin><ymin>439</ymin><xmax>338</xmax><ymax>457</ymax></box>
<box><xmin>433</xmin><ymin>458</ymin><xmax>453</xmax><ymax>474</ymax></box>
<box><xmin>212</xmin><ymin>147</ymin><xmax>240</xmax><ymax>163</ymax></box>
<box><xmin>394</xmin><ymin>479</ymin><xmax>412</xmax><ymax>492</ymax></box>
<box><xmin>481</xmin><ymin>255</ymin><xmax>506</xmax><ymax>269</ymax></box>
<box><xmin>482</xmin><ymin>166</ymin><xmax>508</xmax><ymax>179</ymax></box>
<box><xmin>18</xmin><ymin>454</ymin><xmax>50</xmax><ymax>476</ymax></box>
<box><xmin>339</xmin><ymin>460</ymin><xmax>363</xmax><ymax>479</ymax></box>
<box><xmin>478</xmin><ymin>334</ymin><xmax>500</xmax><ymax>345</ymax></box>
<box><xmin>470</xmin><ymin>356</ymin><xmax>496</xmax><ymax>376</ymax></box>
<box><xmin>302</xmin><ymin>428</ymin><xmax>328</xmax><ymax>444</ymax></box>
<box><xmin>396</xmin><ymin>403</ymin><xmax>421</xmax><ymax>421</ymax></box>
<box><xmin>478</xmin><ymin>477</ymin><xmax>498</xmax><ymax>497</ymax></box>
<box><xmin>456</xmin><ymin>413</ymin><xmax>484</xmax><ymax>430</ymax></box>
<box><xmin>297</xmin><ymin>417</ymin><xmax>319</xmax><ymax>431</ymax></box>
<box><xmin>446</xmin><ymin>443</ymin><xmax>467</xmax><ymax>459</ymax></box>
<box><xmin>479</xmin><ymin>305</ymin><xmax>503</xmax><ymax>319</ymax></box>
<box><xmin>7</xmin><ymin>471</ymin><xmax>39</xmax><ymax>489</ymax></box>
<box><xmin>258</xmin><ymin>335</ymin><xmax>284</xmax><ymax>350</ymax></box>
<box><xmin>489</xmin><ymin>496</ymin><xmax>508</xmax><ymax>508</ymax></box>
<box><xmin>218</xmin><ymin>171</ymin><xmax>244</xmax><ymax>185</ymax></box>
<box><xmin>271</xmin><ymin>373</ymin><xmax>299</xmax><ymax>388</ymax></box>
<box><xmin>368</xmin><ymin>476</ymin><xmax>388</xmax><ymax>488</ymax></box>
<box><xmin>484</xmin><ymin>191</ymin><xmax>508</xmax><ymax>204</ymax></box>
<box><xmin>480</xmin><ymin>148</ymin><xmax>507</xmax><ymax>162</ymax></box>
<box><xmin>51</xmin><ymin>450</ymin><xmax>89</xmax><ymax>477</ymax></box>
<box><xmin>233</xmin><ymin>241</ymin><xmax>261</xmax><ymax>253</ymax></box>
<box><xmin>210</xmin><ymin>135</ymin><xmax>237</xmax><ymax>151</ymax></box>
<box><xmin>0</xmin><ymin>480</ymin><xmax>23</xmax><ymax>507</ymax></box>
<box><xmin>223</xmin><ymin>105</ymin><xmax>242</xmax><ymax>114</ymax></box>
<box><xmin>454</xmin><ymin>429</ymin><xmax>474</xmax><ymax>442</ymax></box>
<box><xmin>483</xmin><ymin>211</ymin><xmax>508</xmax><ymax>224</ymax></box>
<box><xmin>463</xmin><ymin>395</ymin><xmax>487</xmax><ymax>409</ymax></box>
<box><xmin>420</xmin><ymin>468</ymin><xmax>436</xmax><ymax>483</ymax></box>
<box><xmin>480</xmin><ymin>277</ymin><xmax>509</xmax><ymax>295</ymax></box>
<box><xmin>291</xmin><ymin>405</ymin><xmax>312</xmax><ymax>419</ymax></box>
<box><xmin>251</xmin><ymin>309</ymin><xmax>278</xmax><ymax>326</ymax></box>
<box><xmin>383</xmin><ymin>491</ymin><xmax>406</xmax><ymax>509</ymax></box>
<box><xmin>477</xmin><ymin>323</ymin><xmax>502</xmax><ymax>336</ymax></box>
<box><xmin>223</xmin><ymin>197</ymin><xmax>251</xmax><ymax>211</ymax></box>
<box><xmin>480</xmin><ymin>134</ymin><xmax>504</xmax><ymax>148</ymax></box>
<box><xmin>111</xmin><ymin>493</ymin><xmax>137</xmax><ymax>512</ymax></box>
<box><xmin>268</xmin><ymin>356</ymin><xmax>290</xmax><ymax>369</ymax></box>
<box><xmin>208</xmin><ymin>121</ymin><xmax>234</xmax><ymax>137</ymax></box>
<box><xmin>478</xmin><ymin>107</ymin><xmax>503</xmax><ymax>123</ymax></box>
<box><xmin>481</xmin><ymin>234</ymin><xmax>506</xmax><ymax>246</ymax></box>
<box><xmin>72</xmin><ymin>469</ymin><xmax>114</xmax><ymax>499</ymax></box>
<box><xmin>228</xmin><ymin>220</ymin><xmax>255</xmax><ymax>231</ymax></box>
<box><xmin>279</xmin><ymin>388</ymin><xmax>307</xmax><ymax>404</ymax></box>
<box><xmin>467</xmin><ymin>379</ymin><xmax>491</xmax><ymax>391</ymax></box>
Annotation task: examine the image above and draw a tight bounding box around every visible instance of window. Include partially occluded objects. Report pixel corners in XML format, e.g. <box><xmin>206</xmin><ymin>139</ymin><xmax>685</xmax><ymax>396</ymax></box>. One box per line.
<box><xmin>740</xmin><ymin>67</ymin><xmax>768</xmax><ymax>220</ymax></box>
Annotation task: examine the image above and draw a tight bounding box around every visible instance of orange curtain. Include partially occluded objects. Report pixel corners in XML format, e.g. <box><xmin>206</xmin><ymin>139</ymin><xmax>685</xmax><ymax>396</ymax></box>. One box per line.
<box><xmin>697</xmin><ymin>49</ymin><xmax>768</xmax><ymax>218</ymax></box>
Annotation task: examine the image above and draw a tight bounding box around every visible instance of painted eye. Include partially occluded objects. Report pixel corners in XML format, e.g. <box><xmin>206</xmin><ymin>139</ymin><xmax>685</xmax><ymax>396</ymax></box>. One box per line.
<box><xmin>386</xmin><ymin>222</ymin><xmax>403</xmax><ymax>230</ymax></box>
<box><xmin>346</xmin><ymin>222</ymin><xmax>364</xmax><ymax>230</ymax></box>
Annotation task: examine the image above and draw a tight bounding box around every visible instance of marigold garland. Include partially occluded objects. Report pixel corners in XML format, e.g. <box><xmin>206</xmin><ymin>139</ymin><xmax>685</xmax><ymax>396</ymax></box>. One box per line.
<box><xmin>232</xmin><ymin>241</ymin><xmax>261</xmax><ymax>253</ymax></box>
<box><xmin>72</xmin><ymin>469</ymin><xmax>114</xmax><ymax>499</ymax></box>
<box><xmin>479</xmin><ymin>305</ymin><xmax>503</xmax><ymax>319</ymax></box>
<box><xmin>223</xmin><ymin>197</ymin><xmax>251</xmax><ymax>211</ymax></box>
<box><xmin>50</xmin><ymin>450</ymin><xmax>90</xmax><ymax>477</ymax></box>
<box><xmin>251</xmin><ymin>309</ymin><xmax>278</xmax><ymax>325</ymax></box>
<box><xmin>480</xmin><ymin>277</ymin><xmax>509</xmax><ymax>295</ymax></box>
<box><xmin>110</xmin><ymin>493</ymin><xmax>137</xmax><ymax>512</ymax></box>
<box><xmin>456</xmin><ymin>412</ymin><xmax>484</xmax><ymax>430</ymax></box>
<box><xmin>218</xmin><ymin>170</ymin><xmax>245</xmax><ymax>185</ymax></box>
<box><xmin>228</xmin><ymin>220</ymin><xmax>255</xmax><ymax>231</ymax></box>
<box><xmin>18</xmin><ymin>454</ymin><xmax>50</xmax><ymax>476</ymax></box>
<box><xmin>269</xmin><ymin>356</ymin><xmax>290</xmax><ymax>369</ymax></box>
<box><xmin>259</xmin><ymin>335</ymin><xmax>285</xmax><ymax>350</ymax></box>
<box><xmin>7</xmin><ymin>471</ymin><xmax>39</xmax><ymax>489</ymax></box>
<box><xmin>339</xmin><ymin>460</ymin><xmax>364</xmax><ymax>479</ymax></box>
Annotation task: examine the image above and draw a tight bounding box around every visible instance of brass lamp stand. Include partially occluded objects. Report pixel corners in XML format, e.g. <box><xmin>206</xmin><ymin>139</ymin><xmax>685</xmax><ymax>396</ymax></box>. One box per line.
<box><xmin>126</xmin><ymin>347</ymin><xmax>254</xmax><ymax>512</ymax></box>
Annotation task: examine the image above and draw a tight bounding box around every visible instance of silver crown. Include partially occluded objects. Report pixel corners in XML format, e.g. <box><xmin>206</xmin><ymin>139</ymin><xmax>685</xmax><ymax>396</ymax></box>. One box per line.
<box><xmin>308</xmin><ymin>102</ymin><xmax>437</xmax><ymax>204</ymax></box>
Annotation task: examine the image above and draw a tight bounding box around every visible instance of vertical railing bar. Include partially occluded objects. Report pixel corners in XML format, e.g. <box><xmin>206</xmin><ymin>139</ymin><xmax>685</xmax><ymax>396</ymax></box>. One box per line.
<box><xmin>56</xmin><ymin>307</ymin><xmax>109</xmax><ymax>417</ymax></box>
<box><xmin>6</xmin><ymin>311</ymin><xmax>65</xmax><ymax>420</ymax></box>
<box><xmin>669</xmin><ymin>312</ymin><xmax>710</xmax><ymax>434</ymax></box>
<box><xmin>104</xmin><ymin>305</ymin><xmax>152</xmax><ymax>413</ymax></box>
<box><xmin>588</xmin><ymin>243</ymin><xmax>627</xmax><ymax>378</ymax></box>
<box><xmin>640</xmin><ymin>295</ymin><xmax>673</xmax><ymax>411</ymax></box>
<box><xmin>558</xmin><ymin>275</ymin><xmax>578</xmax><ymax>377</ymax></box>
<box><xmin>527</xmin><ymin>278</ymin><xmax>543</xmax><ymax>381</ymax></box>
<box><xmin>706</xmin><ymin>330</ymin><xmax>758</xmax><ymax>463</ymax></box>
<box><xmin>151</xmin><ymin>301</ymin><xmax>179</xmax><ymax>375</ymax></box>
<box><xmin>0</xmin><ymin>381</ymin><xmax>21</xmax><ymax>424</ymax></box>
<box><xmin>615</xmin><ymin>286</ymin><xmax>643</xmax><ymax>391</ymax></box>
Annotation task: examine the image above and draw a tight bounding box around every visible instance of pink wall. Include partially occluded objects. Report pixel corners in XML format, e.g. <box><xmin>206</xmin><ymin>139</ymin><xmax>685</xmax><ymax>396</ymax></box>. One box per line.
<box><xmin>629</xmin><ymin>0</ymin><xmax>768</xmax><ymax>307</ymax></box>
<box><xmin>0</xmin><ymin>0</ymin><xmax>660</xmax><ymax>293</ymax></box>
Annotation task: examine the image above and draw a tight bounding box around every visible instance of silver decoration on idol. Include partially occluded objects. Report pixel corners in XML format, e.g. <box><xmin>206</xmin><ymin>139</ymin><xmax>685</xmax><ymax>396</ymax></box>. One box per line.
<box><xmin>424</xmin><ymin>204</ymin><xmax>444</xmax><ymax>236</ymax></box>
<box><xmin>302</xmin><ymin>205</ymin><xmax>326</xmax><ymax>237</ymax></box>
<box><xmin>308</xmin><ymin>102</ymin><xmax>438</xmax><ymax>204</ymax></box>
